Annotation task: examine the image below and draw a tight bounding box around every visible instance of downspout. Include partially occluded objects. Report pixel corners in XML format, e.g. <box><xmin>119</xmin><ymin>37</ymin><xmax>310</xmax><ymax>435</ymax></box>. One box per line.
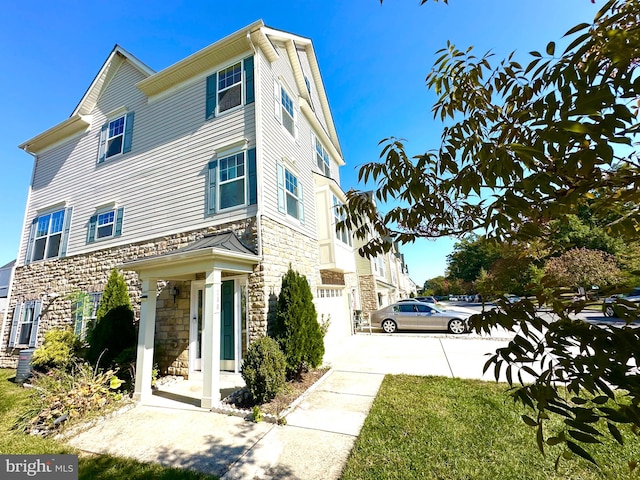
<box><xmin>247</xmin><ymin>31</ymin><xmax>263</xmax><ymax>259</ymax></box>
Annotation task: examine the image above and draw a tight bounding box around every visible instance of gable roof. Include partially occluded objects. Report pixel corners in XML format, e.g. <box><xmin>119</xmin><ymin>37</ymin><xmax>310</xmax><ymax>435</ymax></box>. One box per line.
<box><xmin>20</xmin><ymin>22</ymin><xmax>343</xmax><ymax>160</ymax></box>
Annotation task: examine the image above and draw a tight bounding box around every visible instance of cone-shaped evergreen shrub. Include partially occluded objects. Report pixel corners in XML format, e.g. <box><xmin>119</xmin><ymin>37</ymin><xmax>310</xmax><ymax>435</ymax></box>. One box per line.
<box><xmin>87</xmin><ymin>269</ymin><xmax>136</xmax><ymax>369</ymax></box>
<box><xmin>241</xmin><ymin>336</ymin><xmax>287</xmax><ymax>404</ymax></box>
<box><xmin>271</xmin><ymin>266</ymin><xmax>324</xmax><ymax>377</ymax></box>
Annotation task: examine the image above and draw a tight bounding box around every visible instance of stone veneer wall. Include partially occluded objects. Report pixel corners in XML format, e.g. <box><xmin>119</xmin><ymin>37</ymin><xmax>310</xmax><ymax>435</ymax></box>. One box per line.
<box><xmin>255</xmin><ymin>216</ymin><xmax>320</xmax><ymax>340</ymax></box>
<box><xmin>0</xmin><ymin>218</ymin><xmax>258</xmax><ymax>368</ymax></box>
<box><xmin>154</xmin><ymin>280</ymin><xmax>191</xmax><ymax>377</ymax></box>
<box><xmin>358</xmin><ymin>274</ymin><xmax>378</xmax><ymax>316</ymax></box>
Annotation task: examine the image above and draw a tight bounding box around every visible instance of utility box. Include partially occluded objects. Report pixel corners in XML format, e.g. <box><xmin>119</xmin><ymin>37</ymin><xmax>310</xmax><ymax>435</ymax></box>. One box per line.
<box><xmin>15</xmin><ymin>348</ymin><xmax>35</xmax><ymax>383</ymax></box>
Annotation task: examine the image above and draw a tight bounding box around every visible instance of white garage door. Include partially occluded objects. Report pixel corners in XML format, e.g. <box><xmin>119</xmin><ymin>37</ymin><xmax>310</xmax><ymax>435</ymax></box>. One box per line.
<box><xmin>316</xmin><ymin>287</ymin><xmax>351</xmax><ymax>344</ymax></box>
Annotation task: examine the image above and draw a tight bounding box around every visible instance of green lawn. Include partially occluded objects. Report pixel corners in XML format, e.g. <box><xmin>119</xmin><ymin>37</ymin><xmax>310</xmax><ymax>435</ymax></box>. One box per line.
<box><xmin>341</xmin><ymin>375</ymin><xmax>640</xmax><ymax>480</ymax></box>
<box><xmin>0</xmin><ymin>369</ymin><xmax>216</xmax><ymax>480</ymax></box>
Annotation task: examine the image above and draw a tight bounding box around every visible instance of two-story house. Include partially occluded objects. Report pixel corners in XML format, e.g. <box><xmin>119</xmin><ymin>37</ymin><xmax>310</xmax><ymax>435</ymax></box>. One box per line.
<box><xmin>1</xmin><ymin>21</ymin><xmax>360</xmax><ymax>408</ymax></box>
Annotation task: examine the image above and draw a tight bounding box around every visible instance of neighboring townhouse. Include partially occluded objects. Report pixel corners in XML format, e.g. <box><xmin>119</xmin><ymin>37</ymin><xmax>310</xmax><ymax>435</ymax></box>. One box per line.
<box><xmin>0</xmin><ymin>260</ymin><xmax>15</xmax><ymax>334</ymax></box>
<box><xmin>355</xmin><ymin>238</ymin><xmax>416</xmax><ymax>315</ymax></box>
<box><xmin>1</xmin><ymin>20</ymin><xmax>361</xmax><ymax>408</ymax></box>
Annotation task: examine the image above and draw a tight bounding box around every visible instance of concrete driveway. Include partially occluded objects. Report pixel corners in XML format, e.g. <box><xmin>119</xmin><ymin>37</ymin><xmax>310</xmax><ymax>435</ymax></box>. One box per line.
<box><xmin>66</xmin><ymin>329</ymin><xmax>517</xmax><ymax>479</ymax></box>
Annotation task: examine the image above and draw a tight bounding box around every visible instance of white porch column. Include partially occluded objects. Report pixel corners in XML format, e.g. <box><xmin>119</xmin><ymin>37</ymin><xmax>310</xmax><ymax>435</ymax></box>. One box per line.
<box><xmin>133</xmin><ymin>276</ymin><xmax>157</xmax><ymax>404</ymax></box>
<box><xmin>202</xmin><ymin>268</ymin><xmax>222</xmax><ymax>408</ymax></box>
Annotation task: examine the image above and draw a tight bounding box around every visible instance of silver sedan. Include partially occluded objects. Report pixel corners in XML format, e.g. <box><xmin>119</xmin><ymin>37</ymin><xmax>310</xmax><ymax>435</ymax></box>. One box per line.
<box><xmin>371</xmin><ymin>301</ymin><xmax>471</xmax><ymax>334</ymax></box>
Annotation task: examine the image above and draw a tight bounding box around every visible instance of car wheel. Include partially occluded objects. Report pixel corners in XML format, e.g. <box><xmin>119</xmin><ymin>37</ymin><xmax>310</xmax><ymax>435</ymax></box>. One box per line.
<box><xmin>604</xmin><ymin>305</ymin><xmax>615</xmax><ymax>318</ymax></box>
<box><xmin>381</xmin><ymin>319</ymin><xmax>397</xmax><ymax>333</ymax></box>
<box><xmin>448</xmin><ymin>319</ymin><xmax>466</xmax><ymax>334</ymax></box>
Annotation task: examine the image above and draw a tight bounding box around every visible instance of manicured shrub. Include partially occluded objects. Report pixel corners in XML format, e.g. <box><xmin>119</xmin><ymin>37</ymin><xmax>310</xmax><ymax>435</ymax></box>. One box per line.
<box><xmin>87</xmin><ymin>305</ymin><xmax>137</xmax><ymax>370</ymax></box>
<box><xmin>271</xmin><ymin>266</ymin><xmax>325</xmax><ymax>377</ymax></box>
<box><xmin>95</xmin><ymin>268</ymin><xmax>132</xmax><ymax>324</ymax></box>
<box><xmin>241</xmin><ymin>336</ymin><xmax>287</xmax><ymax>404</ymax></box>
<box><xmin>31</xmin><ymin>328</ymin><xmax>78</xmax><ymax>372</ymax></box>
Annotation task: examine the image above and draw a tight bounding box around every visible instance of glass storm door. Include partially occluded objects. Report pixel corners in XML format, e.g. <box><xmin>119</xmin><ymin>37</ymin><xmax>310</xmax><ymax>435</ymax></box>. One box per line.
<box><xmin>220</xmin><ymin>280</ymin><xmax>235</xmax><ymax>371</ymax></box>
<box><xmin>190</xmin><ymin>283</ymin><xmax>204</xmax><ymax>372</ymax></box>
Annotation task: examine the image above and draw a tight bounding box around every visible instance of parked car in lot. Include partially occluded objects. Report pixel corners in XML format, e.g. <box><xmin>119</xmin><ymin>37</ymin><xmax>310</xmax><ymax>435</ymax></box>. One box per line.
<box><xmin>602</xmin><ymin>288</ymin><xmax>640</xmax><ymax>317</ymax></box>
<box><xmin>370</xmin><ymin>301</ymin><xmax>471</xmax><ymax>334</ymax></box>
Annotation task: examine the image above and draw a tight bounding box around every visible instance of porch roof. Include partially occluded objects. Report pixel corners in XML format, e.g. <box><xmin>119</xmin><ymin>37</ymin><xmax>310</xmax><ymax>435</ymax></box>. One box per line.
<box><xmin>121</xmin><ymin>232</ymin><xmax>259</xmax><ymax>280</ymax></box>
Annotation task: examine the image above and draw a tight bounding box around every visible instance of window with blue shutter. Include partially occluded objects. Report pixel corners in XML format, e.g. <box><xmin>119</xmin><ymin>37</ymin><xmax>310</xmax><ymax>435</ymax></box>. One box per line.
<box><xmin>87</xmin><ymin>207</ymin><xmax>124</xmax><ymax>243</ymax></box>
<box><xmin>207</xmin><ymin>148</ymin><xmax>256</xmax><ymax>215</ymax></box>
<box><xmin>9</xmin><ymin>301</ymin><xmax>42</xmax><ymax>348</ymax></box>
<box><xmin>277</xmin><ymin>163</ymin><xmax>304</xmax><ymax>223</ymax></box>
<box><xmin>97</xmin><ymin>112</ymin><xmax>135</xmax><ymax>163</ymax></box>
<box><xmin>205</xmin><ymin>56</ymin><xmax>254</xmax><ymax>119</ymax></box>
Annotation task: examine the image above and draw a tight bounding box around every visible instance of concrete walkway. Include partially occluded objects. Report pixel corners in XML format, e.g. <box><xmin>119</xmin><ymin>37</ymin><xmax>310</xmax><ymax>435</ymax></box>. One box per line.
<box><xmin>65</xmin><ymin>331</ymin><xmax>514</xmax><ymax>479</ymax></box>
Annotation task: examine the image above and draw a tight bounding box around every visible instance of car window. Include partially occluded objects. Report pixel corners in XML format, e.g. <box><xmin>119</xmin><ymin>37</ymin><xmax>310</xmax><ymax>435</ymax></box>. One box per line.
<box><xmin>415</xmin><ymin>304</ymin><xmax>433</xmax><ymax>313</ymax></box>
<box><xmin>394</xmin><ymin>304</ymin><xmax>416</xmax><ymax>313</ymax></box>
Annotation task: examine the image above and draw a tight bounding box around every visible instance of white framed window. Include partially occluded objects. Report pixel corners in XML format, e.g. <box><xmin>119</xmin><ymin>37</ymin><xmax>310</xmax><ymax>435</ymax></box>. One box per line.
<box><xmin>205</xmin><ymin>56</ymin><xmax>255</xmax><ymax>120</ymax></box>
<box><xmin>314</xmin><ymin>135</ymin><xmax>331</xmax><ymax>177</ymax></box>
<box><xmin>274</xmin><ymin>80</ymin><xmax>298</xmax><ymax>141</ymax></box>
<box><xmin>376</xmin><ymin>256</ymin><xmax>386</xmax><ymax>278</ymax></box>
<box><xmin>27</xmin><ymin>208</ymin><xmax>71</xmax><ymax>263</ymax></box>
<box><xmin>208</xmin><ymin>148</ymin><xmax>257</xmax><ymax>215</ymax></box>
<box><xmin>74</xmin><ymin>292</ymin><xmax>102</xmax><ymax>340</ymax></box>
<box><xmin>98</xmin><ymin>112</ymin><xmax>135</xmax><ymax>163</ymax></box>
<box><xmin>276</xmin><ymin>162</ymin><xmax>305</xmax><ymax>223</ymax></box>
<box><xmin>332</xmin><ymin>195</ymin><xmax>352</xmax><ymax>246</ymax></box>
<box><xmin>97</xmin><ymin>210</ymin><xmax>115</xmax><ymax>239</ymax></box>
<box><xmin>87</xmin><ymin>207</ymin><xmax>124</xmax><ymax>243</ymax></box>
<box><xmin>217</xmin><ymin>62</ymin><xmax>243</xmax><ymax>113</ymax></box>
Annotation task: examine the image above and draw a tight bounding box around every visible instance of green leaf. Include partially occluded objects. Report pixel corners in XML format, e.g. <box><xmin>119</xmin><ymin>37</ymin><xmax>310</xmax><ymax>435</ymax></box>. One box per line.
<box><xmin>568</xmin><ymin>430</ymin><xmax>602</xmax><ymax>444</ymax></box>
<box><xmin>546</xmin><ymin>42</ymin><xmax>555</xmax><ymax>56</ymax></box>
<box><xmin>566</xmin><ymin>441</ymin><xmax>598</xmax><ymax>465</ymax></box>
<box><xmin>522</xmin><ymin>415</ymin><xmax>538</xmax><ymax>427</ymax></box>
<box><xmin>563</xmin><ymin>22</ymin><xmax>591</xmax><ymax>37</ymax></box>
<box><xmin>607</xmin><ymin>422</ymin><xmax>624</xmax><ymax>445</ymax></box>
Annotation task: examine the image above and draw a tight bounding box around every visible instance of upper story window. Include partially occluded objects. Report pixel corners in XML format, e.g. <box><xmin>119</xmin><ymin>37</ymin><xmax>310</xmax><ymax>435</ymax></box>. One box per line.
<box><xmin>205</xmin><ymin>56</ymin><xmax>255</xmax><ymax>120</ymax></box>
<box><xmin>332</xmin><ymin>195</ymin><xmax>352</xmax><ymax>246</ymax></box>
<box><xmin>87</xmin><ymin>207</ymin><xmax>124</xmax><ymax>243</ymax></box>
<box><xmin>98</xmin><ymin>112</ymin><xmax>135</xmax><ymax>163</ymax></box>
<box><xmin>26</xmin><ymin>207</ymin><xmax>72</xmax><ymax>264</ymax></box>
<box><xmin>315</xmin><ymin>135</ymin><xmax>331</xmax><ymax>177</ymax></box>
<box><xmin>276</xmin><ymin>162</ymin><xmax>304</xmax><ymax>223</ymax></box>
<box><xmin>218</xmin><ymin>63</ymin><xmax>242</xmax><ymax>113</ymax></box>
<box><xmin>375</xmin><ymin>255</ymin><xmax>386</xmax><ymax>278</ymax></box>
<box><xmin>274</xmin><ymin>80</ymin><xmax>298</xmax><ymax>141</ymax></box>
<box><xmin>208</xmin><ymin>148</ymin><xmax>257</xmax><ymax>215</ymax></box>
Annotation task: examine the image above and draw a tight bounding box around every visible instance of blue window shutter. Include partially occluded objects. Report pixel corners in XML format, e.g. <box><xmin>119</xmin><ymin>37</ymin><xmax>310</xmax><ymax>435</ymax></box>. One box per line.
<box><xmin>114</xmin><ymin>207</ymin><xmax>125</xmax><ymax>236</ymax></box>
<box><xmin>24</xmin><ymin>218</ymin><xmax>37</xmax><ymax>265</ymax></box>
<box><xmin>208</xmin><ymin>160</ymin><xmax>218</xmax><ymax>214</ymax></box>
<box><xmin>8</xmin><ymin>303</ymin><xmax>22</xmax><ymax>348</ymax></box>
<box><xmin>87</xmin><ymin>215</ymin><xmax>97</xmax><ymax>243</ymax></box>
<box><xmin>276</xmin><ymin>162</ymin><xmax>285</xmax><ymax>213</ymax></box>
<box><xmin>244</xmin><ymin>56</ymin><xmax>255</xmax><ymax>104</ymax></box>
<box><xmin>248</xmin><ymin>148</ymin><xmax>257</xmax><ymax>205</ymax></box>
<box><xmin>205</xmin><ymin>73</ymin><xmax>217</xmax><ymax>120</ymax></box>
<box><xmin>29</xmin><ymin>301</ymin><xmax>42</xmax><ymax>348</ymax></box>
<box><xmin>122</xmin><ymin>112</ymin><xmax>135</xmax><ymax>153</ymax></box>
<box><xmin>298</xmin><ymin>181</ymin><xmax>305</xmax><ymax>224</ymax></box>
<box><xmin>97</xmin><ymin>123</ymin><xmax>108</xmax><ymax>163</ymax></box>
<box><xmin>59</xmin><ymin>207</ymin><xmax>73</xmax><ymax>257</ymax></box>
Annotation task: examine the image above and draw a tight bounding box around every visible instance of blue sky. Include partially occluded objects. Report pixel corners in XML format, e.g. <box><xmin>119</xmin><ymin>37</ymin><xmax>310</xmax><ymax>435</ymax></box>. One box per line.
<box><xmin>0</xmin><ymin>0</ymin><xmax>597</xmax><ymax>287</ymax></box>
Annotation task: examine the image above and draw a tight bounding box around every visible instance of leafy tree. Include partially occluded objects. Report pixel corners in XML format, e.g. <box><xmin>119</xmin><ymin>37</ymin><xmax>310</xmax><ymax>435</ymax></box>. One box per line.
<box><xmin>342</xmin><ymin>0</ymin><xmax>640</xmax><ymax>464</ymax></box>
<box><xmin>271</xmin><ymin>266</ymin><xmax>324</xmax><ymax>378</ymax></box>
<box><xmin>547</xmin><ymin>214</ymin><xmax>624</xmax><ymax>257</ymax></box>
<box><xmin>544</xmin><ymin>247</ymin><xmax>620</xmax><ymax>292</ymax></box>
<box><xmin>446</xmin><ymin>235</ymin><xmax>500</xmax><ymax>283</ymax></box>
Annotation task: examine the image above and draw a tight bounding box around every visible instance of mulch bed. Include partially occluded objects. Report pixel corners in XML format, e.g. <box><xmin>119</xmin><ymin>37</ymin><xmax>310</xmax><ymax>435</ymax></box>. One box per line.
<box><xmin>224</xmin><ymin>367</ymin><xmax>329</xmax><ymax>416</ymax></box>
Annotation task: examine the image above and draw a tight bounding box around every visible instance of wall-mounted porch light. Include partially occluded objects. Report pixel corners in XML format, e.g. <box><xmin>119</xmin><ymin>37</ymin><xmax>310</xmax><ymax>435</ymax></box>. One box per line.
<box><xmin>169</xmin><ymin>286</ymin><xmax>179</xmax><ymax>304</ymax></box>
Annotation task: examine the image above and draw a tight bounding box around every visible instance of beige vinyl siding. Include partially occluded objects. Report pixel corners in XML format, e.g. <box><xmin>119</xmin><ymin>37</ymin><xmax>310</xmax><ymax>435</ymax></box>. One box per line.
<box><xmin>20</xmin><ymin>55</ymin><xmax>258</xmax><ymax>264</ymax></box>
<box><xmin>258</xmin><ymin>42</ymin><xmax>318</xmax><ymax>241</ymax></box>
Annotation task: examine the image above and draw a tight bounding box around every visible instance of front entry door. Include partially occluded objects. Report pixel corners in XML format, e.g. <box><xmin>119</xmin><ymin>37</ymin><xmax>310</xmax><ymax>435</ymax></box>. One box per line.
<box><xmin>220</xmin><ymin>280</ymin><xmax>235</xmax><ymax>371</ymax></box>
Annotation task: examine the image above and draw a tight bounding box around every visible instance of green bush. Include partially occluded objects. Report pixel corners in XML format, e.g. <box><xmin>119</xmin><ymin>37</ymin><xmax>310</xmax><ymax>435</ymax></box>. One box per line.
<box><xmin>271</xmin><ymin>266</ymin><xmax>324</xmax><ymax>377</ymax></box>
<box><xmin>32</xmin><ymin>328</ymin><xmax>78</xmax><ymax>372</ymax></box>
<box><xmin>87</xmin><ymin>306</ymin><xmax>137</xmax><ymax>370</ymax></box>
<box><xmin>240</xmin><ymin>336</ymin><xmax>286</xmax><ymax>404</ymax></box>
<box><xmin>95</xmin><ymin>268</ymin><xmax>132</xmax><ymax>324</ymax></box>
